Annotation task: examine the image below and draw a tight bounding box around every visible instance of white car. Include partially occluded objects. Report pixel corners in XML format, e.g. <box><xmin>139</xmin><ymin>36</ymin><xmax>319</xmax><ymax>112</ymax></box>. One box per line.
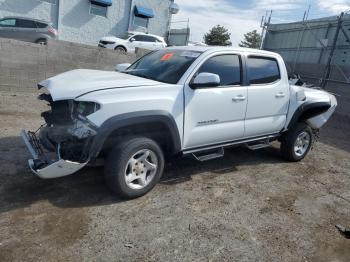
<box><xmin>21</xmin><ymin>47</ymin><xmax>337</xmax><ymax>199</ymax></box>
<box><xmin>98</xmin><ymin>33</ymin><xmax>167</xmax><ymax>53</ymax></box>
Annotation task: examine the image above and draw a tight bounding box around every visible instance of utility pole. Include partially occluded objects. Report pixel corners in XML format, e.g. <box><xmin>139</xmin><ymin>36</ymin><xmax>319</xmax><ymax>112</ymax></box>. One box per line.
<box><xmin>305</xmin><ymin>5</ymin><xmax>311</xmax><ymax>21</ymax></box>
<box><xmin>260</xmin><ymin>10</ymin><xmax>272</xmax><ymax>49</ymax></box>
<box><xmin>321</xmin><ymin>12</ymin><xmax>344</xmax><ymax>88</ymax></box>
<box><xmin>259</xmin><ymin>15</ymin><xmax>266</xmax><ymax>49</ymax></box>
<box><xmin>302</xmin><ymin>4</ymin><xmax>311</xmax><ymax>22</ymax></box>
<box><xmin>293</xmin><ymin>5</ymin><xmax>311</xmax><ymax>74</ymax></box>
<box><xmin>259</xmin><ymin>10</ymin><xmax>268</xmax><ymax>49</ymax></box>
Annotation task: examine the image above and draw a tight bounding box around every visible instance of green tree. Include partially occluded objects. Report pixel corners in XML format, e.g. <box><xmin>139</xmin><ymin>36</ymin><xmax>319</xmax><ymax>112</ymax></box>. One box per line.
<box><xmin>239</xmin><ymin>30</ymin><xmax>261</xmax><ymax>49</ymax></box>
<box><xmin>204</xmin><ymin>25</ymin><xmax>232</xmax><ymax>46</ymax></box>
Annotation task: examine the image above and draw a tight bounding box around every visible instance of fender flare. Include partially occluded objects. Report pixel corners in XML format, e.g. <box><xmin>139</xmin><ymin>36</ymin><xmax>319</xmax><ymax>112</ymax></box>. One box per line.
<box><xmin>88</xmin><ymin>110</ymin><xmax>181</xmax><ymax>160</ymax></box>
<box><xmin>287</xmin><ymin>101</ymin><xmax>331</xmax><ymax>130</ymax></box>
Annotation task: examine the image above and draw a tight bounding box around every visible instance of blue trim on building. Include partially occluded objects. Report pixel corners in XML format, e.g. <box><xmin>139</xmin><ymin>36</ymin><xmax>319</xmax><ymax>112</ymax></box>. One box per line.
<box><xmin>134</xmin><ymin>6</ymin><xmax>154</xmax><ymax>18</ymax></box>
<box><xmin>90</xmin><ymin>0</ymin><xmax>112</xmax><ymax>7</ymax></box>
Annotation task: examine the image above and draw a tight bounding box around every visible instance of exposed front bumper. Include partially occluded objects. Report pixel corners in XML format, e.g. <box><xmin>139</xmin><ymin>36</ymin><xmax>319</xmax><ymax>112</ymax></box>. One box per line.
<box><xmin>21</xmin><ymin>129</ymin><xmax>88</xmax><ymax>179</ymax></box>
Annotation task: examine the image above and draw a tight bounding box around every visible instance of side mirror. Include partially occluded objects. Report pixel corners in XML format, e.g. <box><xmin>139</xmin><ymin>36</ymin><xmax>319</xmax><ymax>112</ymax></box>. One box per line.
<box><xmin>129</xmin><ymin>38</ymin><xmax>135</xmax><ymax>42</ymax></box>
<box><xmin>190</xmin><ymin>73</ymin><xmax>221</xmax><ymax>89</ymax></box>
<box><xmin>115</xmin><ymin>63</ymin><xmax>131</xmax><ymax>72</ymax></box>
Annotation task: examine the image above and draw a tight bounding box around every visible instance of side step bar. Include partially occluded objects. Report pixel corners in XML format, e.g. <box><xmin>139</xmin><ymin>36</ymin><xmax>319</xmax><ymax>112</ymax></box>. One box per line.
<box><xmin>246</xmin><ymin>139</ymin><xmax>271</xmax><ymax>150</ymax></box>
<box><xmin>183</xmin><ymin>134</ymin><xmax>279</xmax><ymax>155</ymax></box>
<box><xmin>192</xmin><ymin>147</ymin><xmax>224</xmax><ymax>162</ymax></box>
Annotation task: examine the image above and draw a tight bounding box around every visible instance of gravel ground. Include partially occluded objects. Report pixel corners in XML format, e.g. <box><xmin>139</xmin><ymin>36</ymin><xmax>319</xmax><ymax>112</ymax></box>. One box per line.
<box><xmin>0</xmin><ymin>90</ymin><xmax>349</xmax><ymax>262</ymax></box>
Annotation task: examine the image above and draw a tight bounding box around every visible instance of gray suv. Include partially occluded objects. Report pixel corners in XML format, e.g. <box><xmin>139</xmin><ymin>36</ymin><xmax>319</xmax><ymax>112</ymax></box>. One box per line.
<box><xmin>0</xmin><ymin>17</ymin><xmax>58</xmax><ymax>45</ymax></box>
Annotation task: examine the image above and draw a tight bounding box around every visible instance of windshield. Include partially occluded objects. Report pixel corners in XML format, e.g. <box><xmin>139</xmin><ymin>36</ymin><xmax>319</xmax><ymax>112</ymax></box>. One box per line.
<box><xmin>125</xmin><ymin>49</ymin><xmax>203</xmax><ymax>84</ymax></box>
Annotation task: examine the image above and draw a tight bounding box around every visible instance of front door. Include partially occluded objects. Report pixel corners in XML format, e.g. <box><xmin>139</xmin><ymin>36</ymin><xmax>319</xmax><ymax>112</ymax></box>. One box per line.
<box><xmin>183</xmin><ymin>54</ymin><xmax>247</xmax><ymax>149</ymax></box>
<box><xmin>244</xmin><ymin>55</ymin><xmax>289</xmax><ymax>137</ymax></box>
<box><xmin>0</xmin><ymin>18</ymin><xmax>17</xmax><ymax>39</ymax></box>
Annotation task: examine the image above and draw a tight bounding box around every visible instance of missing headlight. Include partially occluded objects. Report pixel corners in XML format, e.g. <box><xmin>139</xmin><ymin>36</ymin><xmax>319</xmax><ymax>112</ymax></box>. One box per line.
<box><xmin>75</xmin><ymin>102</ymin><xmax>100</xmax><ymax>117</ymax></box>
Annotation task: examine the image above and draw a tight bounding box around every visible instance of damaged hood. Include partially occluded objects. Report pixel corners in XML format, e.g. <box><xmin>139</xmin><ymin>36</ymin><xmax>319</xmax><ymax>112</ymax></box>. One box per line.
<box><xmin>39</xmin><ymin>69</ymin><xmax>164</xmax><ymax>101</ymax></box>
<box><xmin>300</xmin><ymin>86</ymin><xmax>334</xmax><ymax>103</ymax></box>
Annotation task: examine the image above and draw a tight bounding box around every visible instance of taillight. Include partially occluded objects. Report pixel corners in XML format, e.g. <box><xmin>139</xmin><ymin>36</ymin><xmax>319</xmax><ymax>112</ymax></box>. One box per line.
<box><xmin>48</xmin><ymin>27</ymin><xmax>58</xmax><ymax>36</ymax></box>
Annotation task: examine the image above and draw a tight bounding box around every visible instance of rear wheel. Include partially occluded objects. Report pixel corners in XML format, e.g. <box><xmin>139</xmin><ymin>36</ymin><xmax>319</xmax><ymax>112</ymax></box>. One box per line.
<box><xmin>280</xmin><ymin>122</ymin><xmax>313</xmax><ymax>161</ymax></box>
<box><xmin>104</xmin><ymin>137</ymin><xmax>164</xmax><ymax>199</ymax></box>
<box><xmin>36</xmin><ymin>39</ymin><xmax>47</xmax><ymax>45</ymax></box>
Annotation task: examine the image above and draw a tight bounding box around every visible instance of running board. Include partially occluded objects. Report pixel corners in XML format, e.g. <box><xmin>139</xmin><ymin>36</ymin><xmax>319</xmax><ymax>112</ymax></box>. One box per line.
<box><xmin>246</xmin><ymin>139</ymin><xmax>271</xmax><ymax>150</ymax></box>
<box><xmin>192</xmin><ymin>148</ymin><xmax>224</xmax><ymax>162</ymax></box>
<box><xmin>183</xmin><ymin>134</ymin><xmax>280</xmax><ymax>155</ymax></box>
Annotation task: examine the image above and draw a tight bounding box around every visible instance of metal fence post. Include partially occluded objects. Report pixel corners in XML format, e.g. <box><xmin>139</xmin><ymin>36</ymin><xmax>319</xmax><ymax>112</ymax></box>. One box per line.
<box><xmin>321</xmin><ymin>12</ymin><xmax>344</xmax><ymax>88</ymax></box>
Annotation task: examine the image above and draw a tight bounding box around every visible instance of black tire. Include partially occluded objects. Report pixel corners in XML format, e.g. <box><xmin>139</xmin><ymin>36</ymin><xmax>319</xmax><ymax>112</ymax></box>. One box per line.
<box><xmin>36</xmin><ymin>39</ymin><xmax>47</xmax><ymax>45</ymax></box>
<box><xmin>114</xmin><ymin>46</ymin><xmax>127</xmax><ymax>53</ymax></box>
<box><xmin>280</xmin><ymin>122</ymin><xmax>313</xmax><ymax>162</ymax></box>
<box><xmin>104</xmin><ymin>137</ymin><xmax>164</xmax><ymax>199</ymax></box>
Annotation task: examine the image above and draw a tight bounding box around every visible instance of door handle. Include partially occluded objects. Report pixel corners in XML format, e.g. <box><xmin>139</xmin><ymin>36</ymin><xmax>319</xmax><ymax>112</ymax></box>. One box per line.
<box><xmin>232</xmin><ymin>95</ymin><xmax>246</xmax><ymax>102</ymax></box>
<box><xmin>275</xmin><ymin>92</ymin><xmax>286</xmax><ymax>98</ymax></box>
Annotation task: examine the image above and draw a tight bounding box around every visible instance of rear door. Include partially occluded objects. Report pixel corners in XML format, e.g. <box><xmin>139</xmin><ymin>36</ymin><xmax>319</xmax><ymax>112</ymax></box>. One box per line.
<box><xmin>183</xmin><ymin>53</ymin><xmax>248</xmax><ymax>149</ymax></box>
<box><xmin>0</xmin><ymin>18</ymin><xmax>17</xmax><ymax>39</ymax></box>
<box><xmin>129</xmin><ymin>34</ymin><xmax>148</xmax><ymax>49</ymax></box>
<box><xmin>15</xmin><ymin>19</ymin><xmax>38</xmax><ymax>42</ymax></box>
<box><xmin>143</xmin><ymin>36</ymin><xmax>161</xmax><ymax>50</ymax></box>
<box><xmin>244</xmin><ymin>55</ymin><xmax>289</xmax><ymax>137</ymax></box>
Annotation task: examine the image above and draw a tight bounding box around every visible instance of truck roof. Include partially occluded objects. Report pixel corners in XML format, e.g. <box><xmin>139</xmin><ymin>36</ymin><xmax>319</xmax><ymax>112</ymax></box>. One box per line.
<box><xmin>167</xmin><ymin>46</ymin><xmax>279</xmax><ymax>57</ymax></box>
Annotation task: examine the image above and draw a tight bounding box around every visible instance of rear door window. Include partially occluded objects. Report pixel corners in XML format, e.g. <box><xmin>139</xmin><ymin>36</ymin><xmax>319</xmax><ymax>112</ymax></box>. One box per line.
<box><xmin>132</xmin><ymin>35</ymin><xmax>145</xmax><ymax>42</ymax></box>
<box><xmin>197</xmin><ymin>54</ymin><xmax>242</xmax><ymax>86</ymax></box>
<box><xmin>17</xmin><ymin>19</ymin><xmax>37</xmax><ymax>28</ymax></box>
<box><xmin>36</xmin><ymin>22</ymin><xmax>48</xmax><ymax>28</ymax></box>
<box><xmin>0</xmin><ymin>18</ymin><xmax>16</xmax><ymax>27</ymax></box>
<box><xmin>247</xmin><ymin>56</ymin><xmax>280</xmax><ymax>85</ymax></box>
<box><xmin>143</xmin><ymin>36</ymin><xmax>157</xmax><ymax>42</ymax></box>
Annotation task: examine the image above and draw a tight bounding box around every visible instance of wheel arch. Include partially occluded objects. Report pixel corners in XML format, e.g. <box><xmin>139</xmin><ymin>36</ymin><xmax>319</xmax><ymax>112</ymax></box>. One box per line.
<box><xmin>287</xmin><ymin>101</ymin><xmax>331</xmax><ymax>130</ymax></box>
<box><xmin>35</xmin><ymin>38</ymin><xmax>48</xmax><ymax>44</ymax></box>
<box><xmin>114</xmin><ymin>45</ymin><xmax>127</xmax><ymax>52</ymax></box>
<box><xmin>88</xmin><ymin>111</ymin><xmax>181</xmax><ymax>160</ymax></box>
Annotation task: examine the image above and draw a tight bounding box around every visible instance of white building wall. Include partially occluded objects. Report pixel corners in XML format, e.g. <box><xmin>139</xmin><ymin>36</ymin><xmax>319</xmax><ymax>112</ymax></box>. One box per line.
<box><xmin>57</xmin><ymin>0</ymin><xmax>132</xmax><ymax>44</ymax></box>
<box><xmin>0</xmin><ymin>0</ymin><xmax>58</xmax><ymax>28</ymax></box>
<box><xmin>0</xmin><ymin>0</ymin><xmax>173</xmax><ymax>45</ymax></box>
<box><xmin>129</xmin><ymin>0</ymin><xmax>172</xmax><ymax>37</ymax></box>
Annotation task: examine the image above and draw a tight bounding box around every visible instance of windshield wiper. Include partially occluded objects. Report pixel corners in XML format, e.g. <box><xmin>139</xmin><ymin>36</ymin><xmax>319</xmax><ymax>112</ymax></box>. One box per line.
<box><xmin>138</xmin><ymin>75</ymin><xmax>157</xmax><ymax>81</ymax></box>
<box><xmin>126</xmin><ymin>72</ymin><xmax>157</xmax><ymax>81</ymax></box>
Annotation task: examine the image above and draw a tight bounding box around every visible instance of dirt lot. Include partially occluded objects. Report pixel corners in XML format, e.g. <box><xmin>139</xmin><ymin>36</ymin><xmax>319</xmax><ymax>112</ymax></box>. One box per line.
<box><xmin>0</xmin><ymin>90</ymin><xmax>349</xmax><ymax>262</ymax></box>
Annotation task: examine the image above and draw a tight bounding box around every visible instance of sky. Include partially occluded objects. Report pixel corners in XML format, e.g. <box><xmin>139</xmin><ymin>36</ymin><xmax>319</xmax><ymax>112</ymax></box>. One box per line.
<box><xmin>172</xmin><ymin>0</ymin><xmax>350</xmax><ymax>46</ymax></box>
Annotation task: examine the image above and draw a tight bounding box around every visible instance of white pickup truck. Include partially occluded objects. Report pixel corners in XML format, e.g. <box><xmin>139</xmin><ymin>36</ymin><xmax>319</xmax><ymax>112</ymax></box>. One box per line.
<box><xmin>21</xmin><ymin>47</ymin><xmax>337</xmax><ymax>198</ymax></box>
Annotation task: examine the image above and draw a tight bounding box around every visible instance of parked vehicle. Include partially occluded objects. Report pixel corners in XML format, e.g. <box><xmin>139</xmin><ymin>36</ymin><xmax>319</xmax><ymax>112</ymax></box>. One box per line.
<box><xmin>0</xmin><ymin>16</ymin><xmax>58</xmax><ymax>45</ymax></box>
<box><xmin>21</xmin><ymin>47</ymin><xmax>337</xmax><ymax>199</ymax></box>
<box><xmin>98</xmin><ymin>32</ymin><xmax>167</xmax><ymax>53</ymax></box>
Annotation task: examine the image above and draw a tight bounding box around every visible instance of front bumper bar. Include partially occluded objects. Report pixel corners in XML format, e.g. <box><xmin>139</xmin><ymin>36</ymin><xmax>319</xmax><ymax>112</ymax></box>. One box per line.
<box><xmin>20</xmin><ymin>129</ymin><xmax>88</xmax><ymax>179</ymax></box>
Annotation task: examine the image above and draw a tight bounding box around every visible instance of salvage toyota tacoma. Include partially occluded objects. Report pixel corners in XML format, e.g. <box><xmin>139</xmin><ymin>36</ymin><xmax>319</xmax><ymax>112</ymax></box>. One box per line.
<box><xmin>21</xmin><ymin>47</ymin><xmax>337</xmax><ymax>198</ymax></box>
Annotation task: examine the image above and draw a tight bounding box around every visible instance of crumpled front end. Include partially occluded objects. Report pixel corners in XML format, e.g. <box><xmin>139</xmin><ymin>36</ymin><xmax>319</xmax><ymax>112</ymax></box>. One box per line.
<box><xmin>306</xmin><ymin>93</ymin><xmax>337</xmax><ymax>129</ymax></box>
<box><xmin>21</xmin><ymin>93</ymin><xmax>100</xmax><ymax>179</ymax></box>
<box><xmin>21</xmin><ymin>129</ymin><xmax>88</xmax><ymax>179</ymax></box>
<box><xmin>302</xmin><ymin>87</ymin><xmax>338</xmax><ymax>129</ymax></box>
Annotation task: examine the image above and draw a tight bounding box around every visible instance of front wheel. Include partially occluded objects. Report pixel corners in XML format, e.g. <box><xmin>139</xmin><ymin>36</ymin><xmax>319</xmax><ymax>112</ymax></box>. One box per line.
<box><xmin>280</xmin><ymin>123</ymin><xmax>313</xmax><ymax>162</ymax></box>
<box><xmin>114</xmin><ymin>46</ymin><xmax>127</xmax><ymax>53</ymax></box>
<box><xmin>104</xmin><ymin>137</ymin><xmax>164</xmax><ymax>199</ymax></box>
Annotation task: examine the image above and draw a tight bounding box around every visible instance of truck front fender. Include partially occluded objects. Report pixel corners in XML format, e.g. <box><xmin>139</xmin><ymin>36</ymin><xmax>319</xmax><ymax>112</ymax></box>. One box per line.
<box><xmin>88</xmin><ymin>110</ymin><xmax>181</xmax><ymax>160</ymax></box>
